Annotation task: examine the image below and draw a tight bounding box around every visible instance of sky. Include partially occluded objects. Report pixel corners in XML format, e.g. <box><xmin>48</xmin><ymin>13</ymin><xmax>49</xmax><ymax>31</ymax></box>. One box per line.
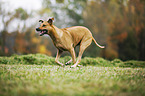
<box><xmin>1</xmin><ymin>0</ymin><xmax>42</xmax><ymax>13</ymax></box>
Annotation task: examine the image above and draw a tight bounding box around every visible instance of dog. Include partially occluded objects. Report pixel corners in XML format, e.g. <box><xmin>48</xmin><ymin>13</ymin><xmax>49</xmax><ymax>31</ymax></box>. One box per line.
<box><xmin>36</xmin><ymin>17</ymin><xmax>105</xmax><ymax>68</ymax></box>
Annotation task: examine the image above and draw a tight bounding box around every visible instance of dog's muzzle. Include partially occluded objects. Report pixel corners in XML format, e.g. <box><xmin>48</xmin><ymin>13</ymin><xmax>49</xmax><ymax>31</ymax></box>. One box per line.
<box><xmin>36</xmin><ymin>28</ymin><xmax>48</xmax><ymax>36</ymax></box>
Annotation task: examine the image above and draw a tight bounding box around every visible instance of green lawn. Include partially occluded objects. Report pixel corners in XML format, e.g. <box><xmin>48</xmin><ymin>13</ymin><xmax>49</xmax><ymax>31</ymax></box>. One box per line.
<box><xmin>0</xmin><ymin>54</ymin><xmax>145</xmax><ymax>96</ymax></box>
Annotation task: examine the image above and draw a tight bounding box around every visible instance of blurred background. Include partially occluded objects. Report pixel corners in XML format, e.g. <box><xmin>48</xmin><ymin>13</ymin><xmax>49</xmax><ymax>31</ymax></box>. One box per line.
<box><xmin>0</xmin><ymin>0</ymin><xmax>145</xmax><ymax>61</ymax></box>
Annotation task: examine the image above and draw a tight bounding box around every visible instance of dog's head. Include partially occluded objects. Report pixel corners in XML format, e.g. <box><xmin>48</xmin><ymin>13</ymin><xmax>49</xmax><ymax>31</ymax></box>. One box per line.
<box><xmin>36</xmin><ymin>17</ymin><xmax>54</xmax><ymax>36</ymax></box>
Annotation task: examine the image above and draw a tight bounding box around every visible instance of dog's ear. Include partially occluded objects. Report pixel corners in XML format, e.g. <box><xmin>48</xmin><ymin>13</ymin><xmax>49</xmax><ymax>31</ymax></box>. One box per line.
<box><xmin>39</xmin><ymin>20</ymin><xmax>44</xmax><ymax>23</ymax></box>
<box><xmin>48</xmin><ymin>18</ymin><xmax>54</xmax><ymax>25</ymax></box>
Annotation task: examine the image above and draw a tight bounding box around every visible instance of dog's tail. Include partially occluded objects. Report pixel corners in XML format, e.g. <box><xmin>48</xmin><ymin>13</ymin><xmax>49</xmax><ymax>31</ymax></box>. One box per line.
<box><xmin>92</xmin><ymin>37</ymin><xmax>105</xmax><ymax>48</ymax></box>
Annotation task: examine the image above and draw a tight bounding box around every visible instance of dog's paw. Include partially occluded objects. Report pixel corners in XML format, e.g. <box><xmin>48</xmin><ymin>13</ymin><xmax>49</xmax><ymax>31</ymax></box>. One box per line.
<box><xmin>62</xmin><ymin>64</ymin><xmax>65</xmax><ymax>67</ymax></box>
<box><xmin>70</xmin><ymin>65</ymin><xmax>77</xmax><ymax>68</ymax></box>
<box><xmin>77</xmin><ymin>64</ymin><xmax>83</xmax><ymax>67</ymax></box>
<box><xmin>65</xmin><ymin>62</ymin><xmax>70</xmax><ymax>65</ymax></box>
<box><xmin>70</xmin><ymin>66</ymin><xmax>74</xmax><ymax>68</ymax></box>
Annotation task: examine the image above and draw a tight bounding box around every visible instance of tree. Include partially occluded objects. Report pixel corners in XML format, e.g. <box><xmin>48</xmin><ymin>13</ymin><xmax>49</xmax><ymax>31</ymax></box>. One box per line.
<box><xmin>42</xmin><ymin>0</ymin><xmax>87</xmax><ymax>27</ymax></box>
<box><xmin>0</xmin><ymin>1</ymin><xmax>29</xmax><ymax>55</ymax></box>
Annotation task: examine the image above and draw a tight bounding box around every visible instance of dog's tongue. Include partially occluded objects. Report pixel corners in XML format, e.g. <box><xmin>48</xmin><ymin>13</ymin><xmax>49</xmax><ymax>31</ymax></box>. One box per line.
<box><xmin>39</xmin><ymin>31</ymin><xmax>44</xmax><ymax>36</ymax></box>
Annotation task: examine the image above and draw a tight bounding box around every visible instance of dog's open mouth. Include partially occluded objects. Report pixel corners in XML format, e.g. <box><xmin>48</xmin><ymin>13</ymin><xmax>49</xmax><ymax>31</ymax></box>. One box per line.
<box><xmin>38</xmin><ymin>29</ymin><xmax>48</xmax><ymax>36</ymax></box>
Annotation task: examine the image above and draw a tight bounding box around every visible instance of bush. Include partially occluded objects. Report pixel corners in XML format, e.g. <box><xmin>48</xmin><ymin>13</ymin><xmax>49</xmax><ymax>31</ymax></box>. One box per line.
<box><xmin>0</xmin><ymin>54</ymin><xmax>145</xmax><ymax>68</ymax></box>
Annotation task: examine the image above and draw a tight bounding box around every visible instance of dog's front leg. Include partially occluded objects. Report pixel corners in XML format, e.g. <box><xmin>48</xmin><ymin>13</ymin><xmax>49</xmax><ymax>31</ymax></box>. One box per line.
<box><xmin>69</xmin><ymin>48</ymin><xmax>76</xmax><ymax>63</ymax></box>
<box><xmin>55</xmin><ymin>49</ymin><xmax>65</xmax><ymax>67</ymax></box>
<box><xmin>66</xmin><ymin>48</ymin><xmax>76</xmax><ymax>65</ymax></box>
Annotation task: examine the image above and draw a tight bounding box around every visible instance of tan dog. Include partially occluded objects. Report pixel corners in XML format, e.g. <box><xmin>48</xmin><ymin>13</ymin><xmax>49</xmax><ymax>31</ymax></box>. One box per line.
<box><xmin>36</xmin><ymin>17</ymin><xmax>105</xmax><ymax>68</ymax></box>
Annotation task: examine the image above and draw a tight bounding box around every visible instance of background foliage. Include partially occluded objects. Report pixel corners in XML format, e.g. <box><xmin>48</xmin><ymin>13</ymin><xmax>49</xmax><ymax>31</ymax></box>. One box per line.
<box><xmin>0</xmin><ymin>0</ymin><xmax>145</xmax><ymax>61</ymax></box>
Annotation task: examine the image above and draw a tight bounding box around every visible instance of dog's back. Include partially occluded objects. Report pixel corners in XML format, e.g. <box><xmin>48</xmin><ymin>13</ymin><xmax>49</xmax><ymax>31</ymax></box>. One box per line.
<box><xmin>61</xmin><ymin>26</ymin><xmax>92</xmax><ymax>47</ymax></box>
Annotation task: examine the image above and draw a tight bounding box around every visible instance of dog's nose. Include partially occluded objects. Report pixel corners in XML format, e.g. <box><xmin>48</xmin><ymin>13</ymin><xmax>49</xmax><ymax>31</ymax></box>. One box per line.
<box><xmin>36</xmin><ymin>28</ymin><xmax>41</xmax><ymax>31</ymax></box>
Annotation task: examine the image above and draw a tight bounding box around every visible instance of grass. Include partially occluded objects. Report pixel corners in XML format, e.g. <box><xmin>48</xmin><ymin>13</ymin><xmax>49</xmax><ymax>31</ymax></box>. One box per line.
<box><xmin>0</xmin><ymin>54</ymin><xmax>145</xmax><ymax>96</ymax></box>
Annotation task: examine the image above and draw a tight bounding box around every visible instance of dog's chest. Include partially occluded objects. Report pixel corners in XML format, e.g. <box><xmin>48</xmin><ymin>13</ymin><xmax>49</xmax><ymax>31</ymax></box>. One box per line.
<box><xmin>54</xmin><ymin>42</ymin><xmax>68</xmax><ymax>51</ymax></box>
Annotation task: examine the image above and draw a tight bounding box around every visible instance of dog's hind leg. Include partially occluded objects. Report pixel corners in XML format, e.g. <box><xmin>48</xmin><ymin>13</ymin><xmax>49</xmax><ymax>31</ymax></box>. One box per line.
<box><xmin>71</xmin><ymin>38</ymin><xmax>92</xmax><ymax>68</ymax></box>
<box><xmin>55</xmin><ymin>49</ymin><xmax>65</xmax><ymax>67</ymax></box>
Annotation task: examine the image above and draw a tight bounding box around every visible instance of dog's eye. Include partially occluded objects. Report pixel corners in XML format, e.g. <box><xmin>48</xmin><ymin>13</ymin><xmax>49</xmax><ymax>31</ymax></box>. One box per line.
<box><xmin>43</xmin><ymin>25</ymin><xmax>46</xmax><ymax>27</ymax></box>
